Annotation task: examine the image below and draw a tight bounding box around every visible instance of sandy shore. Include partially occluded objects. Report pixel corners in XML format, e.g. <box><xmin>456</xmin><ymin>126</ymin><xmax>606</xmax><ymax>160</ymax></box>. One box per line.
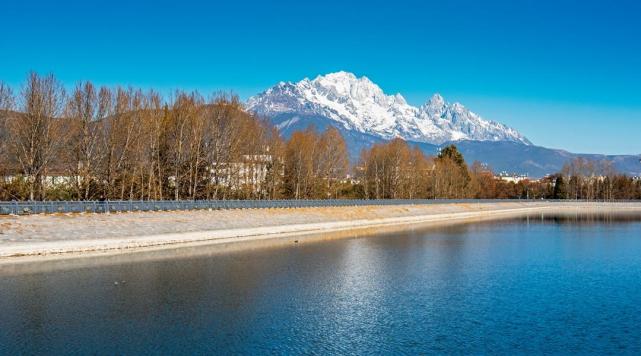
<box><xmin>1</xmin><ymin>202</ymin><xmax>641</xmax><ymax>264</ymax></box>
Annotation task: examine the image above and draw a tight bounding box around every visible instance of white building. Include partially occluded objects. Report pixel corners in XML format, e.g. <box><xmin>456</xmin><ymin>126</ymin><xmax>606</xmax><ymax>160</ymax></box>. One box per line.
<box><xmin>210</xmin><ymin>154</ymin><xmax>275</xmax><ymax>189</ymax></box>
<box><xmin>496</xmin><ymin>171</ymin><xmax>530</xmax><ymax>183</ymax></box>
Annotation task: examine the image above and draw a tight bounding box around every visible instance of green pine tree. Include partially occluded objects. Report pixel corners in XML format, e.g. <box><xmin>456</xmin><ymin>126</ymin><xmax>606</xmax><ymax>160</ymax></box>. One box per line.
<box><xmin>552</xmin><ymin>175</ymin><xmax>566</xmax><ymax>199</ymax></box>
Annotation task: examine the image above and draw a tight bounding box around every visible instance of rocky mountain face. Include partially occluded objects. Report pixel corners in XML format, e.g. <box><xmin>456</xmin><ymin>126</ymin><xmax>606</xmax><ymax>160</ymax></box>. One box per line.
<box><xmin>247</xmin><ymin>71</ymin><xmax>530</xmax><ymax>145</ymax></box>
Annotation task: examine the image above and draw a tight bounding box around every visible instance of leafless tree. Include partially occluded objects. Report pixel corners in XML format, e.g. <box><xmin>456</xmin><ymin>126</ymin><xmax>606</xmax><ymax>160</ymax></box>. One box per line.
<box><xmin>8</xmin><ymin>73</ymin><xmax>67</xmax><ymax>200</ymax></box>
<box><xmin>66</xmin><ymin>81</ymin><xmax>109</xmax><ymax>200</ymax></box>
<box><xmin>316</xmin><ymin>127</ymin><xmax>349</xmax><ymax>198</ymax></box>
<box><xmin>0</xmin><ymin>82</ymin><xmax>14</xmax><ymax>111</ymax></box>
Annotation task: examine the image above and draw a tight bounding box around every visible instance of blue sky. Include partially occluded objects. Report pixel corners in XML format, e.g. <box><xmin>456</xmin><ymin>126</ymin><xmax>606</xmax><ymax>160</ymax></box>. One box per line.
<box><xmin>2</xmin><ymin>0</ymin><xmax>640</xmax><ymax>154</ymax></box>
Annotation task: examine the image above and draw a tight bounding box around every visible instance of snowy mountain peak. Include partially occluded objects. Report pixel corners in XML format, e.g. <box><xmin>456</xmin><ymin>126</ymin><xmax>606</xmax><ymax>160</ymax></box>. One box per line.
<box><xmin>421</xmin><ymin>93</ymin><xmax>447</xmax><ymax>117</ymax></box>
<box><xmin>308</xmin><ymin>72</ymin><xmax>388</xmax><ymax>105</ymax></box>
<box><xmin>427</xmin><ymin>93</ymin><xmax>445</xmax><ymax>107</ymax></box>
<box><xmin>316</xmin><ymin>70</ymin><xmax>356</xmax><ymax>80</ymax></box>
<box><xmin>247</xmin><ymin>72</ymin><xmax>531</xmax><ymax>145</ymax></box>
<box><xmin>394</xmin><ymin>93</ymin><xmax>407</xmax><ymax>105</ymax></box>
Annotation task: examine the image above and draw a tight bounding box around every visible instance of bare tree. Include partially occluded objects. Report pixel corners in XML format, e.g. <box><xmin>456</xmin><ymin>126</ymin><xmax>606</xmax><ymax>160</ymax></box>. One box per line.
<box><xmin>0</xmin><ymin>82</ymin><xmax>15</xmax><ymax>198</ymax></box>
<box><xmin>284</xmin><ymin>128</ymin><xmax>318</xmax><ymax>199</ymax></box>
<box><xmin>262</xmin><ymin>126</ymin><xmax>285</xmax><ymax>199</ymax></box>
<box><xmin>358</xmin><ymin>138</ymin><xmax>424</xmax><ymax>199</ymax></box>
<box><xmin>0</xmin><ymin>82</ymin><xmax>14</xmax><ymax>111</ymax></box>
<box><xmin>66</xmin><ymin>81</ymin><xmax>108</xmax><ymax>200</ymax></box>
<box><xmin>136</xmin><ymin>90</ymin><xmax>164</xmax><ymax>200</ymax></box>
<box><xmin>100</xmin><ymin>88</ymin><xmax>144</xmax><ymax>200</ymax></box>
<box><xmin>8</xmin><ymin>73</ymin><xmax>66</xmax><ymax>200</ymax></box>
<box><xmin>165</xmin><ymin>91</ymin><xmax>201</xmax><ymax>200</ymax></box>
<box><xmin>317</xmin><ymin>127</ymin><xmax>349</xmax><ymax>198</ymax></box>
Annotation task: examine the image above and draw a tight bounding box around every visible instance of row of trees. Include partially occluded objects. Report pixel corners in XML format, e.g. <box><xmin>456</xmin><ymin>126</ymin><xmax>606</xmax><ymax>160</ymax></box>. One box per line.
<box><xmin>358</xmin><ymin>139</ymin><xmax>474</xmax><ymax>199</ymax></box>
<box><xmin>550</xmin><ymin>158</ymin><xmax>641</xmax><ymax>200</ymax></box>
<box><xmin>283</xmin><ymin>128</ymin><xmax>349</xmax><ymax>199</ymax></box>
<box><xmin>0</xmin><ymin>73</ymin><xmax>356</xmax><ymax>201</ymax></box>
<box><xmin>1</xmin><ymin>73</ymin><xmax>639</xmax><ymax>201</ymax></box>
<box><xmin>0</xmin><ymin>73</ymin><xmax>285</xmax><ymax>200</ymax></box>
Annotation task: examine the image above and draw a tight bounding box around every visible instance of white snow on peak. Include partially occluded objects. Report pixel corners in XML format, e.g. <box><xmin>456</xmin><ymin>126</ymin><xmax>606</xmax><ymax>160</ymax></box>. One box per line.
<box><xmin>428</xmin><ymin>93</ymin><xmax>445</xmax><ymax>107</ymax></box>
<box><xmin>247</xmin><ymin>72</ymin><xmax>531</xmax><ymax>145</ymax></box>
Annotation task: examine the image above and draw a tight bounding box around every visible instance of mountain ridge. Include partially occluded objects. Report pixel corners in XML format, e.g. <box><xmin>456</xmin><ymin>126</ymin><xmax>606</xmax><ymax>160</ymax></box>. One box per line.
<box><xmin>247</xmin><ymin>71</ymin><xmax>531</xmax><ymax>145</ymax></box>
<box><xmin>247</xmin><ymin>71</ymin><xmax>640</xmax><ymax>177</ymax></box>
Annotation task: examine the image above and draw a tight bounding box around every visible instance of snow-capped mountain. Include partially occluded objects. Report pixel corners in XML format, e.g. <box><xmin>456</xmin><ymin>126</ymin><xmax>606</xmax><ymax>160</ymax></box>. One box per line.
<box><xmin>246</xmin><ymin>72</ymin><xmax>641</xmax><ymax>177</ymax></box>
<box><xmin>247</xmin><ymin>71</ymin><xmax>531</xmax><ymax>145</ymax></box>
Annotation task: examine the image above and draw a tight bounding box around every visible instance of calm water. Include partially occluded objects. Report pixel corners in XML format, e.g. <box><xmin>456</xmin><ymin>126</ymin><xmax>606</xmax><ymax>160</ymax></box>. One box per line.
<box><xmin>2</xmin><ymin>214</ymin><xmax>641</xmax><ymax>354</ymax></box>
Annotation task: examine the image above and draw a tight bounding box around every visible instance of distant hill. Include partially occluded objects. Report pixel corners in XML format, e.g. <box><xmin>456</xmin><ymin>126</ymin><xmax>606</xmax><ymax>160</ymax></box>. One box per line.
<box><xmin>441</xmin><ymin>141</ymin><xmax>641</xmax><ymax>178</ymax></box>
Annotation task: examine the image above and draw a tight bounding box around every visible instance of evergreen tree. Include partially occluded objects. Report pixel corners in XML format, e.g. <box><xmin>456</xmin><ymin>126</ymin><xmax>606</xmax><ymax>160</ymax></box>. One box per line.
<box><xmin>438</xmin><ymin>144</ymin><xmax>470</xmax><ymax>180</ymax></box>
<box><xmin>552</xmin><ymin>175</ymin><xmax>566</xmax><ymax>199</ymax></box>
<box><xmin>438</xmin><ymin>145</ymin><xmax>466</xmax><ymax>167</ymax></box>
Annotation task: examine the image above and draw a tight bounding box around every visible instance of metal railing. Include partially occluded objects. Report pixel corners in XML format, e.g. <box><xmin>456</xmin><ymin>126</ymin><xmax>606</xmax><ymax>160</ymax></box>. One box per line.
<box><xmin>0</xmin><ymin>199</ymin><xmax>544</xmax><ymax>215</ymax></box>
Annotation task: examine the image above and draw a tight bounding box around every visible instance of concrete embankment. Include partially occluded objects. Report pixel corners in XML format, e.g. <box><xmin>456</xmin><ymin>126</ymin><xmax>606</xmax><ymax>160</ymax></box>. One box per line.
<box><xmin>1</xmin><ymin>202</ymin><xmax>640</xmax><ymax>263</ymax></box>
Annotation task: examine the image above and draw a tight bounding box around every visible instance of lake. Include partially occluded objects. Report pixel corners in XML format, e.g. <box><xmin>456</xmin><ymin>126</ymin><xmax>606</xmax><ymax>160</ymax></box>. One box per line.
<box><xmin>2</xmin><ymin>213</ymin><xmax>641</xmax><ymax>354</ymax></box>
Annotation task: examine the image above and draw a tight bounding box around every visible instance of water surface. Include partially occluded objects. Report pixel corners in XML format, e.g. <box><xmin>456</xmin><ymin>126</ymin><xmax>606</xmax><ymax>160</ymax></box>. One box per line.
<box><xmin>2</xmin><ymin>213</ymin><xmax>641</xmax><ymax>354</ymax></box>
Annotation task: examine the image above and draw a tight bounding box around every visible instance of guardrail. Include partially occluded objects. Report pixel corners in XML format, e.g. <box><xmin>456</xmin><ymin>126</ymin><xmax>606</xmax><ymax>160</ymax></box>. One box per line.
<box><xmin>0</xmin><ymin>199</ymin><xmax>544</xmax><ymax>215</ymax></box>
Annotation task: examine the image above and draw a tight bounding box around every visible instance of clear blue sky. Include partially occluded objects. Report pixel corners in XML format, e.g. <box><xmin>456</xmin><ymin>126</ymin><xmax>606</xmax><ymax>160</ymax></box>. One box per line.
<box><xmin>2</xmin><ymin>0</ymin><xmax>641</xmax><ymax>154</ymax></box>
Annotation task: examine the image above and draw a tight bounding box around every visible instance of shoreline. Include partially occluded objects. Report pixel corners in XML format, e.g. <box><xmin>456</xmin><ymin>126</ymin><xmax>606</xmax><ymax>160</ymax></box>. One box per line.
<box><xmin>2</xmin><ymin>202</ymin><xmax>641</xmax><ymax>268</ymax></box>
